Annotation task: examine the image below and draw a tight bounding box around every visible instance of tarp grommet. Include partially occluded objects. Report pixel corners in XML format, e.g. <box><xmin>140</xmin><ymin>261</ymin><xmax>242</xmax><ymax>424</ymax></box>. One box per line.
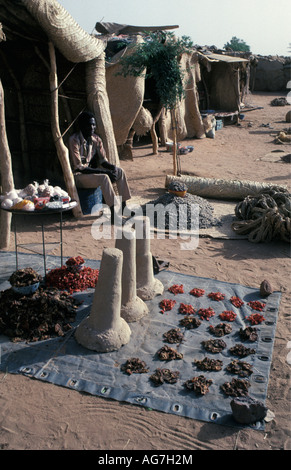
<box><xmin>68</xmin><ymin>379</ymin><xmax>78</xmax><ymax>387</ymax></box>
<box><xmin>172</xmin><ymin>403</ymin><xmax>182</xmax><ymax>413</ymax></box>
<box><xmin>258</xmin><ymin>355</ymin><xmax>269</xmax><ymax>361</ymax></box>
<box><xmin>135</xmin><ymin>396</ymin><xmax>147</xmax><ymax>404</ymax></box>
<box><xmin>210</xmin><ymin>412</ymin><xmax>220</xmax><ymax>421</ymax></box>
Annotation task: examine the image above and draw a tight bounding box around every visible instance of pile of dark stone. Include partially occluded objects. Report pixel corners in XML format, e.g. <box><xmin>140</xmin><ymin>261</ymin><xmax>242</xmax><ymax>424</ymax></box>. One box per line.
<box><xmin>144</xmin><ymin>192</ymin><xmax>221</xmax><ymax>231</ymax></box>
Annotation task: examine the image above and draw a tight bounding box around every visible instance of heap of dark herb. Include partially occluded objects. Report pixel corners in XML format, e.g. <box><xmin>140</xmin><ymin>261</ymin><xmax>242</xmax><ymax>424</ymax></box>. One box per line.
<box><xmin>194</xmin><ymin>357</ymin><xmax>223</xmax><ymax>372</ymax></box>
<box><xmin>0</xmin><ymin>287</ymin><xmax>78</xmax><ymax>342</ymax></box>
<box><xmin>150</xmin><ymin>368</ymin><xmax>180</xmax><ymax>386</ymax></box>
<box><xmin>229</xmin><ymin>343</ymin><xmax>256</xmax><ymax>358</ymax></box>
<box><xmin>179</xmin><ymin>316</ymin><xmax>201</xmax><ymax>329</ymax></box>
<box><xmin>202</xmin><ymin>338</ymin><xmax>227</xmax><ymax>353</ymax></box>
<box><xmin>220</xmin><ymin>378</ymin><xmax>251</xmax><ymax>397</ymax></box>
<box><xmin>163</xmin><ymin>327</ymin><xmax>184</xmax><ymax>344</ymax></box>
<box><xmin>121</xmin><ymin>358</ymin><xmax>149</xmax><ymax>375</ymax></box>
<box><xmin>9</xmin><ymin>267</ymin><xmax>42</xmax><ymax>287</ymax></box>
<box><xmin>184</xmin><ymin>375</ymin><xmax>213</xmax><ymax>395</ymax></box>
<box><xmin>239</xmin><ymin>326</ymin><xmax>258</xmax><ymax>342</ymax></box>
<box><xmin>209</xmin><ymin>322</ymin><xmax>232</xmax><ymax>337</ymax></box>
<box><xmin>226</xmin><ymin>360</ymin><xmax>253</xmax><ymax>377</ymax></box>
<box><xmin>156</xmin><ymin>345</ymin><xmax>183</xmax><ymax>361</ymax></box>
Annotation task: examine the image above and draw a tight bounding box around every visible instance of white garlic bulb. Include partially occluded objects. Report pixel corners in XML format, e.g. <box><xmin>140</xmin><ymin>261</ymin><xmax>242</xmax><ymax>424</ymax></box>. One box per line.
<box><xmin>1</xmin><ymin>198</ymin><xmax>13</xmax><ymax>209</ymax></box>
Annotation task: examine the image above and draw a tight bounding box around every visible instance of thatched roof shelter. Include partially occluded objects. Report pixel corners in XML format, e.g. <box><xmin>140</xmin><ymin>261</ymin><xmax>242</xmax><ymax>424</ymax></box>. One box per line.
<box><xmin>0</xmin><ymin>0</ymin><xmax>118</xmax><ymax>209</ymax></box>
<box><xmin>197</xmin><ymin>51</ymin><xmax>250</xmax><ymax>112</ymax></box>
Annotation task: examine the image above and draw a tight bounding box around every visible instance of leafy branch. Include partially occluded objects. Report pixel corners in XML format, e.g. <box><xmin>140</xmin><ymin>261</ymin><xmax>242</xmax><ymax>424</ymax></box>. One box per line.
<box><xmin>117</xmin><ymin>31</ymin><xmax>194</xmax><ymax>110</ymax></box>
<box><xmin>117</xmin><ymin>31</ymin><xmax>194</xmax><ymax>174</ymax></box>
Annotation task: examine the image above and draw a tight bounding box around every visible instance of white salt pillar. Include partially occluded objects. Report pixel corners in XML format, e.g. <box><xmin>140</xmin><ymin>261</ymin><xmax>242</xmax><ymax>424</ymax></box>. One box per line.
<box><xmin>75</xmin><ymin>247</ymin><xmax>131</xmax><ymax>352</ymax></box>
<box><xmin>135</xmin><ymin>216</ymin><xmax>164</xmax><ymax>300</ymax></box>
<box><xmin>115</xmin><ymin>226</ymin><xmax>148</xmax><ymax>322</ymax></box>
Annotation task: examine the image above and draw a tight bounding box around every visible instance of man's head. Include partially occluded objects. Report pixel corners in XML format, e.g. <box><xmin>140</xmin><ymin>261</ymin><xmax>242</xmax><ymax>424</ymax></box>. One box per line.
<box><xmin>78</xmin><ymin>111</ymin><xmax>96</xmax><ymax>139</ymax></box>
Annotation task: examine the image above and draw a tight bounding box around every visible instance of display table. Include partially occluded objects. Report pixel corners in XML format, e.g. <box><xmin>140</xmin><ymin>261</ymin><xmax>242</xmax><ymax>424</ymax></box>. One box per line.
<box><xmin>2</xmin><ymin>201</ymin><xmax>77</xmax><ymax>274</ymax></box>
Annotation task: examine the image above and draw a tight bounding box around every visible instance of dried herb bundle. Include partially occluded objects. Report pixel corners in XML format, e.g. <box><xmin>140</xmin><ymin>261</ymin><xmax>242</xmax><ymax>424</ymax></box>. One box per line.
<box><xmin>163</xmin><ymin>328</ymin><xmax>184</xmax><ymax>344</ymax></box>
<box><xmin>150</xmin><ymin>368</ymin><xmax>180</xmax><ymax>386</ymax></box>
<box><xmin>184</xmin><ymin>375</ymin><xmax>213</xmax><ymax>395</ymax></box>
<box><xmin>194</xmin><ymin>357</ymin><xmax>223</xmax><ymax>372</ymax></box>
<box><xmin>239</xmin><ymin>326</ymin><xmax>258</xmax><ymax>342</ymax></box>
<box><xmin>229</xmin><ymin>344</ymin><xmax>256</xmax><ymax>358</ymax></box>
<box><xmin>209</xmin><ymin>322</ymin><xmax>232</xmax><ymax>337</ymax></box>
<box><xmin>202</xmin><ymin>339</ymin><xmax>227</xmax><ymax>353</ymax></box>
<box><xmin>121</xmin><ymin>358</ymin><xmax>149</xmax><ymax>375</ymax></box>
<box><xmin>179</xmin><ymin>316</ymin><xmax>201</xmax><ymax>329</ymax></box>
<box><xmin>226</xmin><ymin>360</ymin><xmax>253</xmax><ymax>377</ymax></box>
<box><xmin>220</xmin><ymin>378</ymin><xmax>251</xmax><ymax>397</ymax></box>
<box><xmin>156</xmin><ymin>345</ymin><xmax>183</xmax><ymax>361</ymax></box>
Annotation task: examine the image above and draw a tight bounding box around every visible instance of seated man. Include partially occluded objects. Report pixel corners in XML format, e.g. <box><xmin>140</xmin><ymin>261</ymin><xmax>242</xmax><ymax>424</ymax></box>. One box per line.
<box><xmin>68</xmin><ymin>111</ymin><xmax>131</xmax><ymax>221</ymax></box>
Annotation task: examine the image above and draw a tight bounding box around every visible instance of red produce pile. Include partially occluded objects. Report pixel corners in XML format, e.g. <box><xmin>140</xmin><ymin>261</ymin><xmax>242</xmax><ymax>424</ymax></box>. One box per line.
<box><xmin>46</xmin><ymin>265</ymin><xmax>99</xmax><ymax>294</ymax></box>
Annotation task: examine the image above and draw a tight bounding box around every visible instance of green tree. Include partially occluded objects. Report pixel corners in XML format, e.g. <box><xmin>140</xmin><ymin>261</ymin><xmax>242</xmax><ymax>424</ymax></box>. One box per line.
<box><xmin>224</xmin><ymin>36</ymin><xmax>251</xmax><ymax>52</ymax></box>
<box><xmin>118</xmin><ymin>31</ymin><xmax>194</xmax><ymax>174</ymax></box>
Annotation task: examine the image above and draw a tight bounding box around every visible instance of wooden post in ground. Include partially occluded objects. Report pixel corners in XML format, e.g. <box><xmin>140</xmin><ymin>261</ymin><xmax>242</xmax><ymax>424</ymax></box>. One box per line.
<box><xmin>171</xmin><ymin>109</ymin><xmax>178</xmax><ymax>176</ymax></box>
<box><xmin>48</xmin><ymin>42</ymin><xmax>82</xmax><ymax>218</ymax></box>
<box><xmin>0</xmin><ymin>79</ymin><xmax>14</xmax><ymax>249</ymax></box>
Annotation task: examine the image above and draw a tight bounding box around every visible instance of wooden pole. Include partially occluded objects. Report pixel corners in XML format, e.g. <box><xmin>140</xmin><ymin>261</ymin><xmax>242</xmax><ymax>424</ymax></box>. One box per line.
<box><xmin>171</xmin><ymin>109</ymin><xmax>177</xmax><ymax>176</ymax></box>
<box><xmin>48</xmin><ymin>42</ymin><xmax>82</xmax><ymax>218</ymax></box>
<box><xmin>0</xmin><ymin>79</ymin><xmax>14</xmax><ymax>249</ymax></box>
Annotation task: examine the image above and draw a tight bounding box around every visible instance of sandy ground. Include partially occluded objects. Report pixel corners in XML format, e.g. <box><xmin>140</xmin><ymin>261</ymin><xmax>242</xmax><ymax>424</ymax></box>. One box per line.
<box><xmin>0</xmin><ymin>92</ymin><xmax>290</xmax><ymax>451</ymax></box>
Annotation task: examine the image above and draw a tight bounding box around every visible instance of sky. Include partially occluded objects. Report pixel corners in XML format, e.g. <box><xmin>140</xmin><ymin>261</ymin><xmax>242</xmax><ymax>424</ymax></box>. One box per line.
<box><xmin>58</xmin><ymin>0</ymin><xmax>291</xmax><ymax>57</ymax></box>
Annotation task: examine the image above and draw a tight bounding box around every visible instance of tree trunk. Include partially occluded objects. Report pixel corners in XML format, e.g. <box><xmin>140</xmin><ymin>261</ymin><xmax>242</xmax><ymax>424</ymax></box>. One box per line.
<box><xmin>0</xmin><ymin>79</ymin><xmax>14</xmax><ymax>249</ymax></box>
<box><xmin>48</xmin><ymin>42</ymin><xmax>82</xmax><ymax>218</ymax></box>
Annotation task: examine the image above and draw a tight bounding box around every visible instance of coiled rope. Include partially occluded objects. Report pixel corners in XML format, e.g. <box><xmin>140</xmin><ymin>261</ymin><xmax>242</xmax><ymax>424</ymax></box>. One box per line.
<box><xmin>231</xmin><ymin>189</ymin><xmax>291</xmax><ymax>243</ymax></box>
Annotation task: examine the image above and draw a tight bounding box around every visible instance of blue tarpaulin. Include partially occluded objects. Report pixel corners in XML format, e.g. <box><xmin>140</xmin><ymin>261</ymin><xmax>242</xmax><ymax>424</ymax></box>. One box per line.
<box><xmin>0</xmin><ymin>252</ymin><xmax>280</xmax><ymax>429</ymax></box>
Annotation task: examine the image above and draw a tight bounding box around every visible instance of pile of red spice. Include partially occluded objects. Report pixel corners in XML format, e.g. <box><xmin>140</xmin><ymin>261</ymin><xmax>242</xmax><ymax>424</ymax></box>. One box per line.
<box><xmin>197</xmin><ymin>307</ymin><xmax>215</xmax><ymax>321</ymax></box>
<box><xmin>179</xmin><ymin>303</ymin><xmax>195</xmax><ymax>315</ymax></box>
<box><xmin>46</xmin><ymin>265</ymin><xmax>99</xmax><ymax>294</ymax></box>
<box><xmin>246</xmin><ymin>313</ymin><xmax>265</xmax><ymax>325</ymax></box>
<box><xmin>230</xmin><ymin>296</ymin><xmax>244</xmax><ymax>308</ymax></box>
<box><xmin>208</xmin><ymin>291</ymin><xmax>225</xmax><ymax>301</ymax></box>
<box><xmin>65</xmin><ymin>256</ymin><xmax>84</xmax><ymax>267</ymax></box>
<box><xmin>168</xmin><ymin>284</ymin><xmax>184</xmax><ymax>295</ymax></box>
<box><xmin>189</xmin><ymin>288</ymin><xmax>205</xmax><ymax>297</ymax></box>
<box><xmin>219</xmin><ymin>310</ymin><xmax>237</xmax><ymax>322</ymax></box>
<box><xmin>159</xmin><ymin>299</ymin><xmax>176</xmax><ymax>313</ymax></box>
<box><xmin>247</xmin><ymin>300</ymin><xmax>266</xmax><ymax>311</ymax></box>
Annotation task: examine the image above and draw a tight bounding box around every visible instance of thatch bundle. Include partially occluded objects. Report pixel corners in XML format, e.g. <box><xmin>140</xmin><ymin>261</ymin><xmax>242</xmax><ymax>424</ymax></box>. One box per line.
<box><xmin>22</xmin><ymin>0</ymin><xmax>105</xmax><ymax>62</ymax></box>
<box><xmin>165</xmin><ymin>175</ymin><xmax>288</xmax><ymax>201</ymax></box>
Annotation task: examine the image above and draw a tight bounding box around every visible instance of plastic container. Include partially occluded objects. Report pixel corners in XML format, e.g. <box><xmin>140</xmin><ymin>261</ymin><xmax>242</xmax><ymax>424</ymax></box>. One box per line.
<box><xmin>215</xmin><ymin>119</ymin><xmax>223</xmax><ymax>130</ymax></box>
<box><xmin>166</xmin><ymin>142</ymin><xmax>181</xmax><ymax>152</ymax></box>
<box><xmin>78</xmin><ymin>187</ymin><xmax>102</xmax><ymax>215</ymax></box>
<box><xmin>12</xmin><ymin>282</ymin><xmax>40</xmax><ymax>296</ymax></box>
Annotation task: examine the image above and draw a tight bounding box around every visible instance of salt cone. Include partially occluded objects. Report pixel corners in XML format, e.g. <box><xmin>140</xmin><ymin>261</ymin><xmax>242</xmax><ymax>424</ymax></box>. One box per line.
<box><xmin>75</xmin><ymin>247</ymin><xmax>131</xmax><ymax>352</ymax></box>
<box><xmin>134</xmin><ymin>216</ymin><xmax>164</xmax><ymax>300</ymax></box>
<box><xmin>115</xmin><ymin>225</ymin><xmax>148</xmax><ymax>322</ymax></box>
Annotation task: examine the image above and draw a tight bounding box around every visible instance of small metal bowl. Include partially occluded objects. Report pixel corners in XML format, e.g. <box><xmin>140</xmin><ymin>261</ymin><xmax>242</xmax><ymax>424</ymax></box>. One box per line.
<box><xmin>11</xmin><ymin>282</ymin><xmax>40</xmax><ymax>296</ymax></box>
<box><xmin>168</xmin><ymin>189</ymin><xmax>187</xmax><ymax>198</ymax></box>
